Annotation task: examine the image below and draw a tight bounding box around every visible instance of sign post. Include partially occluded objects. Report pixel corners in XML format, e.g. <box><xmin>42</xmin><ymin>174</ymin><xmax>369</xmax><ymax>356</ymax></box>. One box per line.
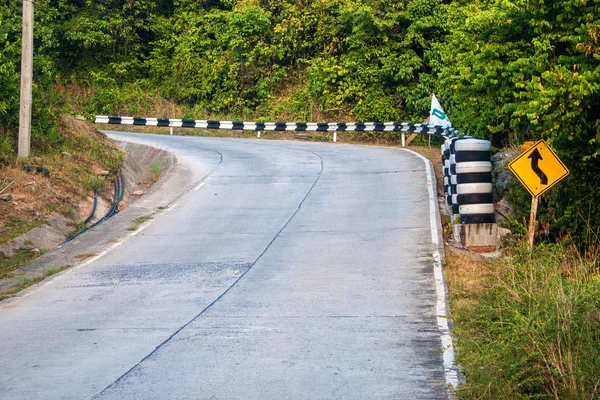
<box><xmin>18</xmin><ymin>0</ymin><xmax>34</xmax><ymax>158</ymax></box>
<box><xmin>527</xmin><ymin>196</ymin><xmax>539</xmax><ymax>247</ymax></box>
<box><xmin>508</xmin><ymin>140</ymin><xmax>569</xmax><ymax>247</ymax></box>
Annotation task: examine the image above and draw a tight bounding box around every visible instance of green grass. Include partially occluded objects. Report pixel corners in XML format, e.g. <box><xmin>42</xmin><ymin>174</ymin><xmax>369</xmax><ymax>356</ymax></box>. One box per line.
<box><xmin>60</xmin><ymin>206</ymin><xmax>79</xmax><ymax>220</ymax></box>
<box><xmin>82</xmin><ymin>175</ymin><xmax>105</xmax><ymax>192</ymax></box>
<box><xmin>66</xmin><ymin>222</ymin><xmax>86</xmax><ymax>239</ymax></box>
<box><xmin>127</xmin><ymin>215</ymin><xmax>152</xmax><ymax>231</ymax></box>
<box><xmin>149</xmin><ymin>159</ymin><xmax>162</xmax><ymax>181</ymax></box>
<box><xmin>450</xmin><ymin>242</ymin><xmax>600</xmax><ymax>399</ymax></box>
<box><xmin>0</xmin><ymin>265</ymin><xmax>70</xmax><ymax>301</ymax></box>
<box><xmin>0</xmin><ymin>248</ymin><xmax>42</xmax><ymax>279</ymax></box>
<box><xmin>1</xmin><ymin>220</ymin><xmax>41</xmax><ymax>246</ymax></box>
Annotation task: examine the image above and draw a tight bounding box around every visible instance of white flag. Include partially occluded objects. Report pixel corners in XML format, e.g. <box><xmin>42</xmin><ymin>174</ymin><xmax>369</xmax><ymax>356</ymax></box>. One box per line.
<box><xmin>429</xmin><ymin>94</ymin><xmax>452</xmax><ymax>128</ymax></box>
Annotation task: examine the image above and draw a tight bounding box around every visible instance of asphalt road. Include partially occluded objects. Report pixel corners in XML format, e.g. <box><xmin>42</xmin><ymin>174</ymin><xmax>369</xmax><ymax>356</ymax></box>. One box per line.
<box><xmin>0</xmin><ymin>132</ymin><xmax>453</xmax><ymax>399</ymax></box>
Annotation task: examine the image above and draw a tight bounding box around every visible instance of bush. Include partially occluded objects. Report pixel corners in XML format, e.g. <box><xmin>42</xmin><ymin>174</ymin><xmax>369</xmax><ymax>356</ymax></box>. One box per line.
<box><xmin>438</xmin><ymin>0</ymin><xmax>600</xmax><ymax>249</ymax></box>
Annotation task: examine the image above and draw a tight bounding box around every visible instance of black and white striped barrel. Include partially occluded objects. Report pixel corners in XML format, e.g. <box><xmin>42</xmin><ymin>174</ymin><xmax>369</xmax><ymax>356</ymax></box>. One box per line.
<box><xmin>451</xmin><ymin>139</ymin><xmax>494</xmax><ymax>224</ymax></box>
<box><xmin>444</xmin><ymin>138</ymin><xmax>463</xmax><ymax>215</ymax></box>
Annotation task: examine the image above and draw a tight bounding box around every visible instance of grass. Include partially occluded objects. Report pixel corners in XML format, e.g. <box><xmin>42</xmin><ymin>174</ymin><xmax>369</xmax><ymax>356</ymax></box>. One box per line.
<box><xmin>1</xmin><ymin>219</ymin><xmax>41</xmax><ymax>246</ymax></box>
<box><xmin>127</xmin><ymin>215</ymin><xmax>152</xmax><ymax>231</ymax></box>
<box><xmin>66</xmin><ymin>222</ymin><xmax>86</xmax><ymax>239</ymax></box>
<box><xmin>447</xmin><ymin>241</ymin><xmax>600</xmax><ymax>399</ymax></box>
<box><xmin>149</xmin><ymin>159</ymin><xmax>162</xmax><ymax>182</ymax></box>
<box><xmin>74</xmin><ymin>252</ymin><xmax>95</xmax><ymax>261</ymax></box>
<box><xmin>0</xmin><ymin>265</ymin><xmax>70</xmax><ymax>301</ymax></box>
<box><xmin>0</xmin><ymin>248</ymin><xmax>39</xmax><ymax>279</ymax></box>
<box><xmin>83</xmin><ymin>175</ymin><xmax>105</xmax><ymax>192</ymax></box>
<box><xmin>60</xmin><ymin>206</ymin><xmax>79</xmax><ymax>220</ymax></box>
<box><xmin>413</xmin><ymin>144</ymin><xmax>600</xmax><ymax>399</ymax></box>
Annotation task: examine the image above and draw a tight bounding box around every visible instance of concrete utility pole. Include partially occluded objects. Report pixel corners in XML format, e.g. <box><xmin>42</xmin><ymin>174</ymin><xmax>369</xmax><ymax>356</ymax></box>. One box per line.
<box><xmin>18</xmin><ymin>0</ymin><xmax>33</xmax><ymax>158</ymax></box>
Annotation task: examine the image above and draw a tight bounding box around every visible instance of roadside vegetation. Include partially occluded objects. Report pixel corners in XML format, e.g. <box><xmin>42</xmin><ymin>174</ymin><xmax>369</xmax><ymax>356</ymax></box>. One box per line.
<box><xmin>446</xmin><ymin>242</ymin><xmax>600</xmax><ymax>399</ymax></box>
<box><xmin>127</xmin><ymin>215</ymin><xmax>152</xmax><ymax>231</ymax></box>
<box><xmin>0</xmin><ymin>116</ymin><xmax>124</xmax><ymax>283</ymax></box>
<box><xmin>0</xmin><ymin>266</ymin><xmax>69</xmax><ymax>301</ymax></box>
<box><xmin>1</xmin><ymin>0</ymin><xmax>599</xmax><ymax>397</ymax></box>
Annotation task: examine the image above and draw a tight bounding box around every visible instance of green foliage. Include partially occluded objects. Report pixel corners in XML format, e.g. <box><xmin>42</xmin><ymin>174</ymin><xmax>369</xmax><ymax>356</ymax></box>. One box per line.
<box><xmin>438</xmin><ymin>0</ymin><xmax>600</xmax><ymax>248</ymax></box>
<box><xmin>82</xmin><ymin>176</ymin><xmax>105</xmax><ymax>192</ymax></box>
<box><xmin>149</xmin><ymin>2</ymin><xmax>283</xmax><ymax>111</ymax></box>
<box><xmin>0</xmin><ymin>11</ymin><xmax>21</xmax><ymax>139</ymax></box>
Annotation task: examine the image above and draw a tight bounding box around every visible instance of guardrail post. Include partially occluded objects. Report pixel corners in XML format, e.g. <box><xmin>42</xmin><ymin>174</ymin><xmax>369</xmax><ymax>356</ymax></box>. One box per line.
<box><xmin>401</xmin><ymin>132</ymin><xmax>406</xmax><ymax>147</ymax></box>
<box><xmin>448</xmin><ymin>138</ymin><xmax>498</xmax><ymax>249</ymax></box>
<box><xmin>170</xmin><ymin>127</ymin><xmax>173</xmax><ymax>136</ymax></box>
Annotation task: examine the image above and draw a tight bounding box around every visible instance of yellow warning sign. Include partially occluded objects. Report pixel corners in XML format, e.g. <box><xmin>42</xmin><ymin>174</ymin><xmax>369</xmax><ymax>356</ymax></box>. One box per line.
<box><xmin>508</xmin><ymin>139</ymin><xmax>569</xmax><ymax>198</ymax></box>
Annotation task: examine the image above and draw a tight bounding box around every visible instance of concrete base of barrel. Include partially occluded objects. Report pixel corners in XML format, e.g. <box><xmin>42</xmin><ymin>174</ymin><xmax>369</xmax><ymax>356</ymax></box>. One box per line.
<box><xmin>453</xmin><ymin>222</ymin><xmax>499</xmax><ymax>251</ymax></box>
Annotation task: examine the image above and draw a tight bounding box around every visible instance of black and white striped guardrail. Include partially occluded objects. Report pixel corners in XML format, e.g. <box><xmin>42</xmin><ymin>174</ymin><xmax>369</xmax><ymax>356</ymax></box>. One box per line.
<box><xmin>94</xmin><ymin>116</ymin><xmax>462</xmax><ymax>137</ymax></box>
<box><xmin>96</xmin><ymin>115</ymin><xmax>495</xmax><ymax>226</ymax></box>
<box><xmin>442</xmin><ymin>138</ymin><xmax>495</xmax><ymax>225</ymax></box>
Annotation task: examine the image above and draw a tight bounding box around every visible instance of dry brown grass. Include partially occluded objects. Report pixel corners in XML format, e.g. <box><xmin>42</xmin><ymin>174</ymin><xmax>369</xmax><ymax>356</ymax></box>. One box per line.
<box><xmin>0</xmin><ymin>115</ymin><xmax>123</xmax><ymax>250</ymax></box>
<box><xmin>74</xmin><ymin>253</ymin><xmax>95</xmax><ymax>261</ymax></box>
<box><xmin>444</xmin><ymin>246</ymin><xmax>492</xmax><ymax>309</ymax></box>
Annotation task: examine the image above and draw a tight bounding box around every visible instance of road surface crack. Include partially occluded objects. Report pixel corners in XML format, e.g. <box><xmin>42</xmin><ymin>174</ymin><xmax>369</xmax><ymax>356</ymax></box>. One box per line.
<box><xmin>92</xmin><ymin>147</ymin><xmax>324</xmax><ymax>399</ymax></box>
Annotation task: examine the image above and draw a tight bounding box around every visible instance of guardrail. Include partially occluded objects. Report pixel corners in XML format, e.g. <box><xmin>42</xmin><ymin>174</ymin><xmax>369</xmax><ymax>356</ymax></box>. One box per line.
<box><xmin>95</xmin><ymin>115</ymin><xmax>463</xmax><ymax>145</ymax></box>
<box><xmin>95</xmin><ymin>115</ymin><xmax>494</xmax><ymax>227</ymax></box>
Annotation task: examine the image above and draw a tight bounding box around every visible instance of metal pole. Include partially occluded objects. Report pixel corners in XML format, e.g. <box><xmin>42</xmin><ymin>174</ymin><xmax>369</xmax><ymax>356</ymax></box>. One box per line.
<box><xmin>18</xmin><ymin>0</ymin><xmax>33</xmax><ymax>158</ymax></box>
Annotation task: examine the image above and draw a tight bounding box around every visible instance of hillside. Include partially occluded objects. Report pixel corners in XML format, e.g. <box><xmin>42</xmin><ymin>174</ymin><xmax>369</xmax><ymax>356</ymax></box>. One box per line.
<box><xmin>0</xmin><ymin>115</ymin><xmax>123</xmax><ymax>279</ymax></box>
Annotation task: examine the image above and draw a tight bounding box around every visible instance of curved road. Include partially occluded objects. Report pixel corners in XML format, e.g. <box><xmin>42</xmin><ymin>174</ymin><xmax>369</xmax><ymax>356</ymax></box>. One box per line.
<box><xmin>0</xmin><ymin>132</ymin><xmax>452</xmax><ymax>399</ymax></box>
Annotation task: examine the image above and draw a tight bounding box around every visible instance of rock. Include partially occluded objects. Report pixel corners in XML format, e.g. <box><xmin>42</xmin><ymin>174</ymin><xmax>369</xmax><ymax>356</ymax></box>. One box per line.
<box><xmin>31</xmin><ymin>248</ymin><xmax>41</xmax><ymax>256</ymax></box>
<box><xmin>495</xmin><ymin>197</ymin><xmax>515</xmax><ymax>219</ymax></box>
<box><xmin>131</xmin><ymin>190</ymin><xmax>144</xmax><ymax>196</ymax></box>
<box><xmin>492</xmin><ymin>148</ymin><xmax>519</xmax><ymax>199</ymax></box>
<box><xmin>61</xmin><ymin>151</ymin><xmax>72</xmax><ymax>157</ymax></box>
<box><xmin>0</xmin><ymin>194</ymin><xmax>11</xmax><ymax>202</ymax></box>
<box><xmin>25</xmin><ymin>181</ymin><xmax>36</xmax><ymax>192</ymax></box>
<box><xmin>57</xmin><ymin>194</ymin><xmax>72</xmax><ymax>202</ymax></box>
<box><xmin>0</xmin><ymin>237</ymin><xmax>27</xmax><ymax>259</ymax></box>
<box><xmin>97</xmin><ymin>170</ymin><xmax>110</xmax><ymax>176</ymax></box>
<box><xmin>498</xmin><ymin>227</ymin><xmax>512</xmax><ymax>240</ymax></box>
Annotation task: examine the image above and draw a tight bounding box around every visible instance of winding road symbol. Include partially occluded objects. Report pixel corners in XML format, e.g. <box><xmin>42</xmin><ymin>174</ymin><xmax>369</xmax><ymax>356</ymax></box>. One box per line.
<box><xmin>528</xmin><ymin>149</ymin><xmax>548</xmax><ymax>185</ymax></box>
<box><xmin>508</xmin><ymin>139</ymin><xmax>569</xmax><ymax>197</ymax></box>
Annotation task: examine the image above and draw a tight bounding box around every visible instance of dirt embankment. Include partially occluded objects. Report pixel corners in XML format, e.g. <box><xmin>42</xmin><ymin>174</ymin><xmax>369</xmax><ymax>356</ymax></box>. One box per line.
<box><xmin>0</xmin><ymin>116</ymin><xmax>173</xmax><ymax>295</ymax></box>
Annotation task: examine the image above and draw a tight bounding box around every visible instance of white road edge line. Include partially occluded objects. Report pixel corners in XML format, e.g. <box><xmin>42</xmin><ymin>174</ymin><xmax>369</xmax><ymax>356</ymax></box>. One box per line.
<box><xmin>401</xmin><ymin>148</ymin><xmax>459</xmax><ymax>391</ymax></box>
<box><xmin>194</xmin><ymin>181</ymin><xmax>206</xmax><ymax>191</ymax></box>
